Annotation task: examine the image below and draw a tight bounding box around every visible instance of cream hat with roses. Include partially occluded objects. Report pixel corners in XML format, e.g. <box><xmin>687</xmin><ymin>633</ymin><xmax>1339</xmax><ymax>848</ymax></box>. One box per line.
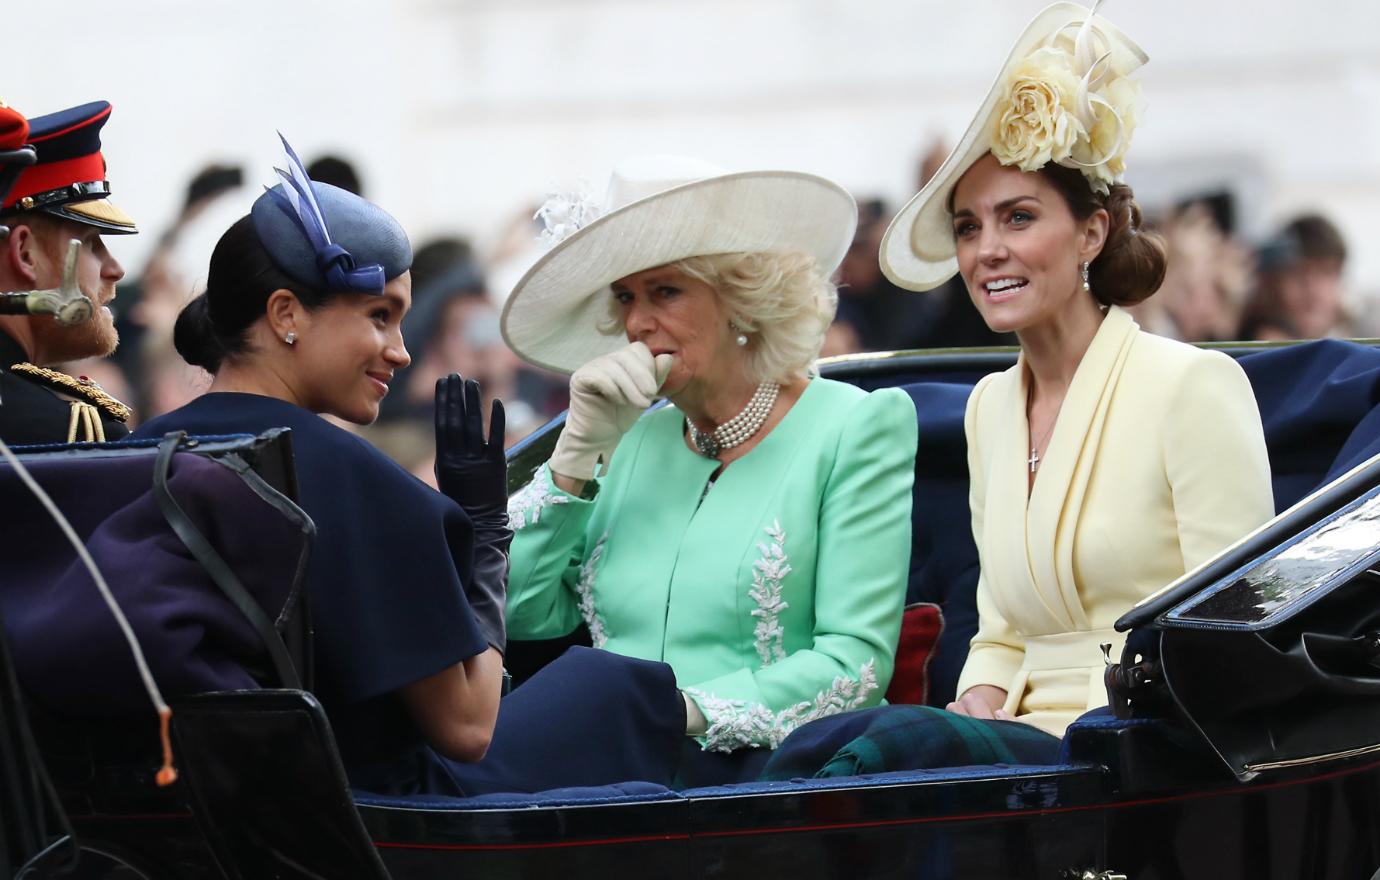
<box><xmin>881</xmin><ymin>2</ymin><xmax>1147</xmax><ymax>292</ymax></box>
<box><xmin>501</xmin><ymin>155</ymin><xmax>856</xmax><ymax>375</ymax></box>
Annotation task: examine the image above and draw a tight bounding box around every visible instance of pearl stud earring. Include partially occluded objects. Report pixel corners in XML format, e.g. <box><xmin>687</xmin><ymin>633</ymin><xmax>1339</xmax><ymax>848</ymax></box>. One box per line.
<box><xmin>730</xmin><ymin>320</ymin><xmax>749</xmax><ymax>347</ymax></box>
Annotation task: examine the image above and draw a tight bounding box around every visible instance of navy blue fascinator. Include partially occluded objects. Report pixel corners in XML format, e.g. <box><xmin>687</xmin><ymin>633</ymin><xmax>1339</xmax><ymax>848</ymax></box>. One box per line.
<box><xmin>250</xmin><ymin>134</ymin><xmax>411</xmax><ymax>295</ymax></box>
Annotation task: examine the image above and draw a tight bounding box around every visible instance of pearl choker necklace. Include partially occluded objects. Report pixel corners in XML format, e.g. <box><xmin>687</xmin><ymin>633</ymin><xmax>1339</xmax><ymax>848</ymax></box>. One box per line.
<box><xmin>688</xmin><ymin>382</ymin><xmax>779</xmax><ymax>458</ymax></box>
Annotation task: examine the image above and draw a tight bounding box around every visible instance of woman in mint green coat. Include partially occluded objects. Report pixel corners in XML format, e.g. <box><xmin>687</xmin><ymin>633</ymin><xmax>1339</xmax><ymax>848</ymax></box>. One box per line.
<box><xmin>500</xmin><ymin>156</ymin><xmax>917</xmax><ymax>783</ymax></box>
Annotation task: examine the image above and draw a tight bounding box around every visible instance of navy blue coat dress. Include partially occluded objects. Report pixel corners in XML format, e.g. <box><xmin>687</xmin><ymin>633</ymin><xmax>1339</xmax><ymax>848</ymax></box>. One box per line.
<box><xmin>137</xmin><ymin>393</ymin><xmax>684</xmax><ymax>797</ymax></box>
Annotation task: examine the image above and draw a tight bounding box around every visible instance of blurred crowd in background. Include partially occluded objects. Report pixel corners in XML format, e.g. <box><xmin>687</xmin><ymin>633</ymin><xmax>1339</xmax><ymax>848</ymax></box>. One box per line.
<box><xmin>67</xmin><ymin>135</ymin><xmax>1364</xmax><ymax>484</ymax></box>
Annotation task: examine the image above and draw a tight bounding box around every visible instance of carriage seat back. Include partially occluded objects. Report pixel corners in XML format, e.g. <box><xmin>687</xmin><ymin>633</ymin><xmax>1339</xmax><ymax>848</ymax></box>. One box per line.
<box><xmin>0</xmin><ymin>432</ymin><xmax>314</xmax><ymax>717</ymax></box>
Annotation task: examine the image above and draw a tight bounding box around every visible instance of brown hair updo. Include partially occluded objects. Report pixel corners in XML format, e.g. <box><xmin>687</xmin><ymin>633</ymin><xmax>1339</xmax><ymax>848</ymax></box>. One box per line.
<box><xmin>1037</xmin><ymin>163</ymin><xmax>1167</xmax><ymax>307</ymax></box>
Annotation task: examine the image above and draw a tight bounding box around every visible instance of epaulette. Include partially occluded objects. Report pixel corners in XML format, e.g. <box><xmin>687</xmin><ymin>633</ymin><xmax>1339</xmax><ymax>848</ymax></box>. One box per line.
<box><xmin>9</xmin><ymin>362</ymin><xmax>132</xmax><ymax>422</ymax></box>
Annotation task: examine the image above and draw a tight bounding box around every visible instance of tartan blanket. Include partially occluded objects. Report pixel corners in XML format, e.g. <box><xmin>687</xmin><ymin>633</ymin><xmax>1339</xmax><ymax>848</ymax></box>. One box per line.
<box><xmin>760</xmin><ymin>706</ymin><xmax>1061</xmax><ymax>780</ymax></box>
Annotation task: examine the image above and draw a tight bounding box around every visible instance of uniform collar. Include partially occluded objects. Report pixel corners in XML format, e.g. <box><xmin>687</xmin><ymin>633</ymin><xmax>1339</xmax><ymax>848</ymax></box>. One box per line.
<box><xmin>0</xmin><ymin>328</ymin><xmax>30</xmax><ymax>366</ymax></box>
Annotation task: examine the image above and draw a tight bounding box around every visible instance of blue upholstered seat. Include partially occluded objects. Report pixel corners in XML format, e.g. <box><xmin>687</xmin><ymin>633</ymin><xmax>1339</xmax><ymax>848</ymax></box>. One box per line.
<box><xmin>353</xmin><ymin>762</ymin><xmax>1091</xmax><ymax>808</ymax></box>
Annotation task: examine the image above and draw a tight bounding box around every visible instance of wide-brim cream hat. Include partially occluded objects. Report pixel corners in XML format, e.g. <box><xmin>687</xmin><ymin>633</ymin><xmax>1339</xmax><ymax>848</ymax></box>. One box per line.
<box><xmin>881</xmin><ymin>2</ymin><xmax>1147</xmax><ymax>292</ymax></box>
<box><xmin>501</xmin><ymin>155</ymin><xmax>857</xmax><ymax>374</ymax></box>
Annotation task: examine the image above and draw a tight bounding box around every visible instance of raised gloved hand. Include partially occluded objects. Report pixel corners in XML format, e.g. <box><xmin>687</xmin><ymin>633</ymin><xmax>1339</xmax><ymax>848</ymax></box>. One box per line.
<box><xmin>549</xmin><ymin>342</ymin><xmax>674</xmax><ymax>482</ymax></box>
<box><xmin>435</xmin><ymin>374</ymin><xmax>511</xmax><ymax>654</ymax></box>
<box><xmin>435</xmin><ymin>374</ymin><xmax>507</xmax><ymax>516</ymax></box>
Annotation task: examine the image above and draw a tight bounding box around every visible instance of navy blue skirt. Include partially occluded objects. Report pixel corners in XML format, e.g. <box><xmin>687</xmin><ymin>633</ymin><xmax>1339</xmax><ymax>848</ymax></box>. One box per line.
<box><xmin>353</xmin><ymin>647</ymin><xmax>686</xmax><ymax>797</ymax></box>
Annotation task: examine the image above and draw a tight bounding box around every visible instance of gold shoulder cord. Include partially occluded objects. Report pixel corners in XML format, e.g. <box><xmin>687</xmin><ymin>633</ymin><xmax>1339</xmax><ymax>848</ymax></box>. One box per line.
<box><xmin>66</xmin><ymin>401</ymin><xmax>106</xmax><ymax>442</ymax></box>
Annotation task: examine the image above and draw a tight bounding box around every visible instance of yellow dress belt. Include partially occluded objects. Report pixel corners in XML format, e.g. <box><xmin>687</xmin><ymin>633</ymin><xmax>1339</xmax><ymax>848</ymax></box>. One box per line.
<box><xmin>1022</xmin><ymin>628</ymin><xmax>1123</xmax><ymax>671</ymax></box>
<box><xmin>1001</xmin><ymin>627</ymin><xmax>1124</xmax><ymax>718</ymax></box>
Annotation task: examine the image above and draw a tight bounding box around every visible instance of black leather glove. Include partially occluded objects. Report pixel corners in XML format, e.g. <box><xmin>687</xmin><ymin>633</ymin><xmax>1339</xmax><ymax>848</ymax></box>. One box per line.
<box><xmin>436</xmin><ymin>374</ymin><xmax>507</xmax><ymax>515</ymax></box>
<box><xmin>435</xmin><ymin>374</ymin><xmax>511</xmax><ymax>654</ymax></box>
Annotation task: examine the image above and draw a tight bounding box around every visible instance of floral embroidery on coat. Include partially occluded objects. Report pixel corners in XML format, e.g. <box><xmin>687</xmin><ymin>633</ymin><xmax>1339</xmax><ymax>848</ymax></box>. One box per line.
<box><xmin>507</xmin><ymin>469</ymin><xmax>570</xmax><ymax>530</ymax></box>
<box><xmin>575</xmin><ymin>531</ymin><xmax>610</xmax><ymax>648</ymax></box>
<box><xmin>685</xmin><ymin>659</ymin><xmax>879</xmax><ymax>753</ymax></box>
<box><xmin>748</xmin><ymin>520</ymin><xmax>791</xmax><ymax>666</ymax></box>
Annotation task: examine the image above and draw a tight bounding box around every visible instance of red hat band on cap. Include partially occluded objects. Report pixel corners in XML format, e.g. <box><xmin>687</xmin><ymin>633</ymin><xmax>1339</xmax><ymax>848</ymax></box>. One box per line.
<box><xmin>3</xmin><ymin>153</ymin><xmax>105</xmax><ymax>209</ymax></box>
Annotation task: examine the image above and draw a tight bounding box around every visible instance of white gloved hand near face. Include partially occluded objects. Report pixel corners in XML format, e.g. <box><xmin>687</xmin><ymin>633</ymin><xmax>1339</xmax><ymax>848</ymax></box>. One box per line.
<box><xmin>549</xmin><ymin>341</ymin><xmax>675</xmax><ymax>482</ymax></box>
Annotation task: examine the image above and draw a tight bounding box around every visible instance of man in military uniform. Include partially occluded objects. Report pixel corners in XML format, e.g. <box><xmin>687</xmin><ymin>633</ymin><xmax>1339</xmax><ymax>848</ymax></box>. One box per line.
<box><xmin>0</xmin><ymin>100</ymin><xmax>137</xmax><ymax>443</ymax></box>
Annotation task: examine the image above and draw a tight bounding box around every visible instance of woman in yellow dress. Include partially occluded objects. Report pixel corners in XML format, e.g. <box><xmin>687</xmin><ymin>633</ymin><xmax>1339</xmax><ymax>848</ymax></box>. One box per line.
<box><xmin>765</xmin><ymin>1</ymin><xmax>1274</xmax><ymax>777</ymax></box>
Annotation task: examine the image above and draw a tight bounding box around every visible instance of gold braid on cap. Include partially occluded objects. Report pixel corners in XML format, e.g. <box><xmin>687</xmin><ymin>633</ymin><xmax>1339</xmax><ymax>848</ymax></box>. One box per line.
<box><xmin>10</xmin><ymin>363</ymin><xmax>132</xmax><ymax>423</ymax></box>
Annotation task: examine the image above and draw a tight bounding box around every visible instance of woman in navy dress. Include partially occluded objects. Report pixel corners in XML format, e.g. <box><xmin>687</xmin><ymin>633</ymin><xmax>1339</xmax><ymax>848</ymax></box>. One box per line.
<box><xmin>135</xmin><ymin>143</ymin><xmax>684</xmax><ymax>796</ymax></box>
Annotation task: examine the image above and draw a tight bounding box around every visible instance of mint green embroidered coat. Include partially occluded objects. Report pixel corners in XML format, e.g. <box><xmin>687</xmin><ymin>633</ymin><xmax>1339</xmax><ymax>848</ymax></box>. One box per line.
<box><xmin>506</xmin><ymin>378</ymin><xmax>916</xmax><ymax>752</ymax></box>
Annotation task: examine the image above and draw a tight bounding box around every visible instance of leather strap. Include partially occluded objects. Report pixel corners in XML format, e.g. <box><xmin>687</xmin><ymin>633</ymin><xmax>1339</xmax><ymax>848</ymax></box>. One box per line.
<box><xmin>11</xmin><ymin>179</ymin><xmax>110</xmax><ymax>211</ymax></box>
<box><xmin>213</xmin><ymin>450</ymin><xmax>316</xmax><ymax>690</ymax></box>
<box><xmin>152</xmin><ymin>432</ymin><xmax>301</xmax><ymax>689</ymax></box>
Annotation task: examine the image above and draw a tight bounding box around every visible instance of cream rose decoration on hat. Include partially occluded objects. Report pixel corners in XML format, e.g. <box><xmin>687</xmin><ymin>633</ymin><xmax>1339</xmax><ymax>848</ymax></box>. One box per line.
<box><xmin>989</xmin><ymin>8</ymin><xmax>1141</xmax><ymax>195</ymax></box>
<box><xmin>1072</xmin><ymin>74</ymin><xmax>1140</xmax><ymax>188</ymax></box>
<box><xmin>992</xmin><ymin>48</ymin><xmax>1084</xmax><ymax>173</ymax></box>
<box><xmin>880</xmin><ymin>2</ymin><xmax>1149</xmax><ymax>292</ymax></box>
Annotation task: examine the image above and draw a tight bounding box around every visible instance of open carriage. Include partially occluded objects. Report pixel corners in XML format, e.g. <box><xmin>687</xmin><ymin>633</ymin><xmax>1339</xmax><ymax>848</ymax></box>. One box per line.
<box><xmin>4</xmin><ymin>338</ymin><xmax>1380</xmax><ymax>879</ymax></box>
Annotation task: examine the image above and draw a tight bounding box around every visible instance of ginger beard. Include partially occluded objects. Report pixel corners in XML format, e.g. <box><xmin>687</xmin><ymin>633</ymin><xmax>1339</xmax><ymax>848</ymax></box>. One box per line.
<box><xmin>27</xmin><ymin>222</ymin><xmax>122</xmax><ymax>363</ymax></box>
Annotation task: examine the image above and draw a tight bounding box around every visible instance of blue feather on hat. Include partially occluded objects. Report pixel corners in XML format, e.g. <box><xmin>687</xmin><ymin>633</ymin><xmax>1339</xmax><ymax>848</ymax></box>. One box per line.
<box><xmin>252</xmin><ymin>134</ymin><xmax>410</xmax><ymax>295</ymax></box>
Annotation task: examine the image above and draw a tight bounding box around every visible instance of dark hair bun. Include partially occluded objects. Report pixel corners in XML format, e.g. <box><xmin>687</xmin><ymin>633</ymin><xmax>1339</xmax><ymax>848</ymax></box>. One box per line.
<box><xmin>172</xmin><ymin>293</ymin><xmax>227</xmax><ymax>373</ymax></box>
<box><xmin>169</xmin><ymin>215</ymin><xmax>323</xmax><ymax>374</ymax></box>
<box><xmin>1088</xmin><ymin>184</ymin><xmax>1167</xmax><ymax>307</ymax></box>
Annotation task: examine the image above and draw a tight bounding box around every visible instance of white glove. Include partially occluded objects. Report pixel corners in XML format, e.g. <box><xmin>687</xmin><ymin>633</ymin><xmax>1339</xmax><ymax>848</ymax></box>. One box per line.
<box><xmin>549</xmin><ymin>342</ymin><xmax>674</xmax><ymax>481</ymax></box>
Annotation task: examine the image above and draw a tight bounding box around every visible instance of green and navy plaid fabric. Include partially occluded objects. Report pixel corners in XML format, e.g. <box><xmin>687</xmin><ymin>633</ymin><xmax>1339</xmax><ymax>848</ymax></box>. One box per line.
<box><xmin>761</xmin><ymin>706</ymin><xmax>1061</xmax><ymax>780</ymax></box>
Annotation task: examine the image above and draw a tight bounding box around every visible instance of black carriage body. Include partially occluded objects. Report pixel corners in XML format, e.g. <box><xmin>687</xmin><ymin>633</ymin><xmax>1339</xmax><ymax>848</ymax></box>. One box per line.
<box><xmin>361</xmin><ymin>758</ymin><xmax>1380</xmax><ymax>879</ymax></box>
<box><xmin>53</xmin><ymin>691</ymin><xmax>1380</xmax><ymax>879</ymax></box>
<box><xmin>6</xmin><ymin>342</ymin><xmax>1380</xmax><ymax>880</ymax></box>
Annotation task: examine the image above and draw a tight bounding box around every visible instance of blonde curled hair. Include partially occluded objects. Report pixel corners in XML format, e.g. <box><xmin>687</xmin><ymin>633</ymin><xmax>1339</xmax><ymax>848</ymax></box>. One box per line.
<box><xmin>600</xmin><ymin>251</ymin><xmax>837</xmax><ymax>384</ymax></box>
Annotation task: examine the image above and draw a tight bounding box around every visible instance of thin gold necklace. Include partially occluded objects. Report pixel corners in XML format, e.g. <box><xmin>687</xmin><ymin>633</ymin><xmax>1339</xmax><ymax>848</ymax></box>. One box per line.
<box><xmin>1026</xmin><ymin>386</ymin><xmax>1062</xmax><ymax>474</ymax></box>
